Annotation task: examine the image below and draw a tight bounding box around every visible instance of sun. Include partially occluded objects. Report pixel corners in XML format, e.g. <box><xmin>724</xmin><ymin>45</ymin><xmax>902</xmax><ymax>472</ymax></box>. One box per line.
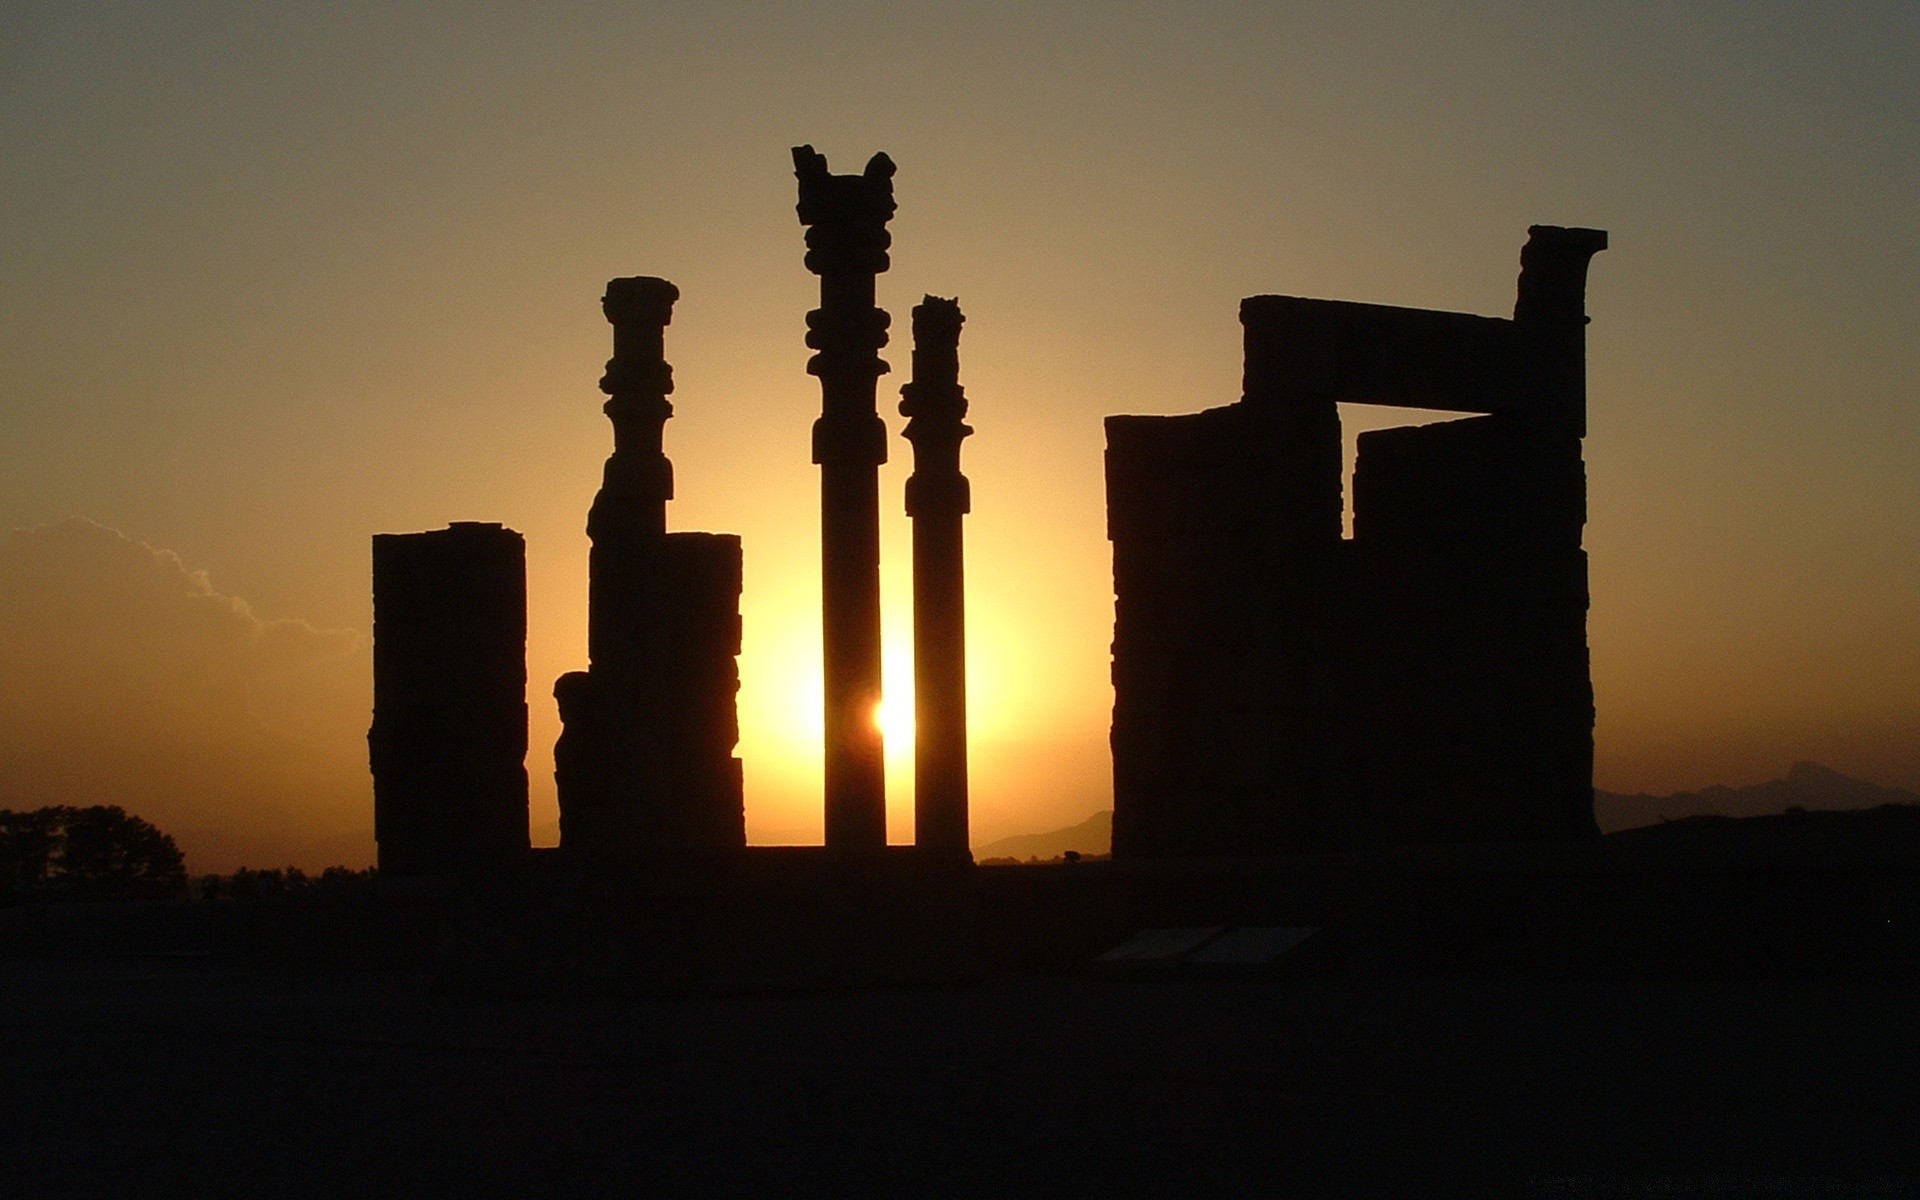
<box><xmin>874</xmin><ymin>690</ymin><xmax>915</xmax><ymax>746</ymax></box>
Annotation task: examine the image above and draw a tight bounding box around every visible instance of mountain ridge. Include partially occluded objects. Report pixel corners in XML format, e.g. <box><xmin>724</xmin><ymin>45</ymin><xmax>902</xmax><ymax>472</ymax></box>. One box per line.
<box><xmin>974</xmin><ymin>810</ymin><xmax>1111</xmax><ymax>862</ymax></box>
<box><xmin>972</xmin><ymin>763</ymin><xmax>1920</xmax><ymax>855</ymax></box>
<box><xmin>1594</xmin><ymin>760</ymin><xmax>1920</xmax><ymax>833</ymax></box>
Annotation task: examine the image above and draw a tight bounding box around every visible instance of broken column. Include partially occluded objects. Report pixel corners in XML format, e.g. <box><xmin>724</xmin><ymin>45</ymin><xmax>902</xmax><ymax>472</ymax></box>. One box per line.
<box><xmin>793</xmin><ymin>144</ymin><xmax>895</xmax><ymax>853</ymax></box>
<box><xmin>900</xmin><ymin>296</ymin><xmax>972</xmax><ymax>858</ymax></box>
<box><xmin>590</xmin><ymin>276</ymin><xmax>678</xmax><ymax>541</ymax></box>
<box><xmin>556</xmin><ymin>277</ymin><xmax>744</xmax><ymax>854</ymax></box>
<box><xmin>369</xmin><ymin>522</ymin><xmax>530</xmax><ymax>874</ymax></box>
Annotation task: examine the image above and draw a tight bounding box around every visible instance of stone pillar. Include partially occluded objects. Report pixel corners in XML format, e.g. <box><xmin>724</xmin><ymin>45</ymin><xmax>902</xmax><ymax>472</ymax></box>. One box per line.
<box><xmin>1512</xmin><ymin>224</ymin><xmax>1607</xmax><ymax>839</ymax></box>
<box><xmin>793</xmin><ymin>144</ymin><xmax>895</xmax><ymax>853</ymax></box>
<box><xmin>900</xmin><ymin>296</ymin><xmax>972</xmax><ymax>859</ymax></box>
<box><xmin>369</xmin><ymin>523</ymin><xmax>529</xmax><ymax>875</ymax></box>
<box><xmin>1514</xmin><ymin>225</ymin><xmax>1609</xmax><ymax>438</ymax></box>
<box><xmin>588</xmin><ymin>275</ymin><xmax>678</xmax><ymax>672</ymax></box>
<box><xmin>560</xmin><ymin>277</ymin><xmax>745</xmax><ymax>855</ymax></box>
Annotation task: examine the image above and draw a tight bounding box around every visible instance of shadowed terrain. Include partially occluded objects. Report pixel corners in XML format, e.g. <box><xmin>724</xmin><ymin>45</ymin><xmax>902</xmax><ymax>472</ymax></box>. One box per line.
<box><xmin>4</xmin><ymin>959</ymin><xmax>1919</xmax><ymax>1197</ymax></box>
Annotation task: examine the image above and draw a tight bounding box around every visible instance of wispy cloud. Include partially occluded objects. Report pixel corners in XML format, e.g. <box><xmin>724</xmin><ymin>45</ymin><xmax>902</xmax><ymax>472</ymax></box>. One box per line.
<box><xmin>0</xmin><ymin>518</ymin><xmax>372</xmax><ymax>871</ymax></box>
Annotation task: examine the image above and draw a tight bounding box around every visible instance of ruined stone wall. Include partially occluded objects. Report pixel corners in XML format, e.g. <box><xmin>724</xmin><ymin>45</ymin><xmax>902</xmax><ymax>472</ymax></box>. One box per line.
<box><xmin>1107</xmin><ymin>226</ymin><xmax>1604</xmax><ymax>859</ymax></box>
<box><xmin>1106</xmin><ymin>398</ymin><xmax>1340</xmax><ymax>859</ymax></box>
<box><xmin>1336</xmin><ymin>414</ymin><xmax>1596</xmax><ymax>844</ymax></box>
<box><xmin>369</xmin><ymin>522</ymin><xmax>530</xmax><ymax>875</ymax></box>
<box><xmin>560</xmin><ymin>532</ymin><xmax>745</xmax><ymax>853</ymax></box>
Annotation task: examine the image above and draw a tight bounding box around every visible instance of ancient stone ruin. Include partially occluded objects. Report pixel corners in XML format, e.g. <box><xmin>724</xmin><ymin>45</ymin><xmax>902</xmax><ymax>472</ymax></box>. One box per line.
<box><xmin>1107</xmin><ymin>226</ymin><xmax>1608</xmax><ymax>858</ymax></box>
<box><xmin>368</xmin><ymin>522</ymin><xmax>530</xmax><ymax>874</ymax></box>
<box><xmin>371</xmin><ymin>147</ymin><xmax>990</xmax><ymax>876</ymax></box>
<box><xmin>553</xmin><ymin>276</ymin><xmax>745</xmax><ymax>854</ymax></box>
<box><xmin>794</xmin><ymin>145</ymin><xmax>897</xmax><ymax>854</ymax></box>
<box><xmin>900</xmin><ymin>296</ymin><xmax>973</xmax><ymax>858</ymax></box>
<box><xmin>368</xmin><ymin>155</ymin><xmax>1606</xmax><ymax>883</ymax></box>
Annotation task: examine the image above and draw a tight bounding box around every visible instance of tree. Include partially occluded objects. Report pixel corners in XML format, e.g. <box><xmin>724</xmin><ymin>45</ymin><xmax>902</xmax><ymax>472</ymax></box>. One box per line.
<box><xmin>0</xmin><ymin>805</ymin><xmax>187</xmax><ymax>900</ymax></box>
<box><xmin>0</xmin><ymin>808</ymin><xmax>59</xmax><ymax>891</ymax></box>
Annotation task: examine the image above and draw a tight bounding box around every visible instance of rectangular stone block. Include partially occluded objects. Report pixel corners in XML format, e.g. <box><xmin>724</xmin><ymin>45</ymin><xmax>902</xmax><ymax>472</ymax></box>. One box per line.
<box><xmin>369</xmin><ymin>523</ymin><xmax>529</xmax><ymax>875</ymax></box>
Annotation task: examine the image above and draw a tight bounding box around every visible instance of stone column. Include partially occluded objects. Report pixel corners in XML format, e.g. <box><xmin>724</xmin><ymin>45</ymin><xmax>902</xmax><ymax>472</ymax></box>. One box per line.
<box><xmin>588</xmin><ymin>276</ymin><xmax>678</xmax><ymax>677</ymax></box>
<box><xmin>562</xmin><ymin>275</ymin><xmax>746</xmax><ymax>854</ymax></box>
<box><xmin>900</xmin><ymin>296</ymin><xmax>972</xmax><ymax>858</ymax></box>
<box><xmin>1512</xmin><ymin>225</ymin><xmax>1608</xmax><ymax>839</ymax></box>
<box><xmin>593</xmin><ymin>277</ymin><xmax>677</xmax><ymax>531</ymax></box>
<box><xmin>570</xmin><ymin>276</ymin><xmax>677</xmax><ymax>855</ymax></box>
<box><xmin>793</xmin><ymin>145</ymin><xmax>895</xmax><ymax>853</ymax></box>
<box><xmin>1514</xmin><ymin>225</ymin><xmax>1609</xmax><ymax>438</ymax></box>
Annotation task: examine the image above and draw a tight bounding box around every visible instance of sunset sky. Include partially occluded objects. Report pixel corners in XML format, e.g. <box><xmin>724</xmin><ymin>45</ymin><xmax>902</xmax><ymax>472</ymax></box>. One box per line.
<box><xmin>3</xmin><ymin>3</ymin><xmax>1916</xmax><ymax>870</ymax></box>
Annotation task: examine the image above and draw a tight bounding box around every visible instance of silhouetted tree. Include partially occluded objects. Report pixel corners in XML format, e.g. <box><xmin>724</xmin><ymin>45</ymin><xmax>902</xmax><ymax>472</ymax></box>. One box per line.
<box><xmin>0</xmin><ymin>805</ymin><xmax>186</xmax><ymax>900</ymax></box>
<box><xmin>202</xmin><ymin>863</ymin><xmax>372</xmax><ymax>901</ymax></box>
<box><xmin>0</xmin><ymin>808</ymin><xmax>60</xmax><ymax>892</ymax></box>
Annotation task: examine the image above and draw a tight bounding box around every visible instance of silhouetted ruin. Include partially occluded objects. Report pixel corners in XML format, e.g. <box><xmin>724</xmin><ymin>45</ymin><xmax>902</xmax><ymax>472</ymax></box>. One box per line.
<box><xmin>554</xmin><ymin>277</ymin><xmax>745</xmax><ymax>854</ymax></box>
<box><xmin>369</xmin><ymin>522</ymin><xmax>530</xmax><ymax>874</ymax></box>
<box><xmin>795</xmin><ymin>145</ymin><xmax>896</xmax><ymax>853</ymax></box>
<box><xmin>63</xmin><ymin>157</ymin><xmax>1913</xmax><ymax>1187</ymax></box>
<box><xmin>901</xmin><ymin>296</ymin><xmax>973</xmax><ymax>858</ymax></box>
<box><xmin>352</xmin><ymin>158</ymin><xmax>1634</xmax><ymax>1018</ymax></box>
<box><xmin>1108</xmin><ymin>226</ymin><xmax>1608</xmax><ymax>859</ymax></box>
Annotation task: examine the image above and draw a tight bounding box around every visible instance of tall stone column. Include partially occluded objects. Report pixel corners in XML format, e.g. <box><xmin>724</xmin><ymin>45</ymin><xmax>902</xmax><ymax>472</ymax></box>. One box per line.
<box><xmin>590</xmin><ymin>278</ymin><xmax>676</xmax><ymax>544</ymax></box>
<box><xmin>573</xmin><ymin>276</ymin><xmax>678</xmax><ymax>852</ymax></box>
<box><xmin>900</xmin><ymin>296</ymin><xmax>972</xmax><ymax>858</ymax></box>
<box><xmin>561</xmin><ymin>275</ymin><xmax>745</xmax><ymax>854</ymax></box>
<box><xmin>793</xmin><ymin>145</ymin><xmax>895</xmax><ymax>853</ymax></box>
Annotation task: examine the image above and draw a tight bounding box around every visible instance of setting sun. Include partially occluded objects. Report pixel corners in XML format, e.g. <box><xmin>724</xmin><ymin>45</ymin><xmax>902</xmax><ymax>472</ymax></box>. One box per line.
<box><xmin>875</xmin><ymin>691</ymin><xmax>914</xmax><ymax>743</ymax></box>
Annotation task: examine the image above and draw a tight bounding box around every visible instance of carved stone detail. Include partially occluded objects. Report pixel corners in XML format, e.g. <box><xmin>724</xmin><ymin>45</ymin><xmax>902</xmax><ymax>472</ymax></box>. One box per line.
<box><xmin>589</xmin><ymin>276</ymin><xmax>679</xmax><ymax>544</ymax></box>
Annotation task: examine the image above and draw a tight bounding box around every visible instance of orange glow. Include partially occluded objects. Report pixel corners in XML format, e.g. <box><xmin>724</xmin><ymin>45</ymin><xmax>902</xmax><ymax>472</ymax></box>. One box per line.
<box><xmin>874</xmin><ymin>692</ymin><xmax>914</xmax><ymax>742</ymax></box>
<box><xmin>13</xmin><ymin>7</ymin><xmax>1920</xmax><ymax>878</ymax></box>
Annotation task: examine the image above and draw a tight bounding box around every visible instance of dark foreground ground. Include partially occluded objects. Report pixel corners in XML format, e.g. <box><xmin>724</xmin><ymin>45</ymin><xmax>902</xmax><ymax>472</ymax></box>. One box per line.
<box><xmin>5</xmin><ymin>957</ymin><xmax>1920</xmax><ymax>1198</ymax></box>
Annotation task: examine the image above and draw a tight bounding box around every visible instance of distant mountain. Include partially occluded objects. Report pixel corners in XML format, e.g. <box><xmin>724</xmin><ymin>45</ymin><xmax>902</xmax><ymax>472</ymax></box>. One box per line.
<box><xmin>975</xmin><ymin>810</ymin><xmax>1112</xmax><ymax>862</ymax></box>
<box><xmin>520</xmin><ymin>763</ymin><xmax>1910</xmax><ymax>859</ymax></box>
<box><xmin>969</xmin><ymin>764</ymin><xmax>1916</xmax><ymax>853</ymax></box>
<box><xmin>1596</xmin><ymin>762</ymin><xmax>1920</xmax><ymax>834</ymax></box>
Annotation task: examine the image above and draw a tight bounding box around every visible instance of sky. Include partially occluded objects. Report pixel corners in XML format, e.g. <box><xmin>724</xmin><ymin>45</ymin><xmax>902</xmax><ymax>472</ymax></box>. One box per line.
<box><xmin>2</xmin><ymin>2</ymin><xmax>1916</xmax><ymax>871</ymax></box>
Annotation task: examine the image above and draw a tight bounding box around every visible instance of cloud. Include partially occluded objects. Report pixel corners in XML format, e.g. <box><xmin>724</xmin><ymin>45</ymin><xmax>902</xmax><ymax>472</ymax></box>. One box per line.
<box><xmin>0</xmin><ymin>518</ymin><xmax>372</xmax><ymax>871</ymax></box>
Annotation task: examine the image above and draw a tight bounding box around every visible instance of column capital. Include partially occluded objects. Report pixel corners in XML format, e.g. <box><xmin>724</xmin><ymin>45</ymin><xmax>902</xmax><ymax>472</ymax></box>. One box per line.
<box><xmin>1514</xmin><ymin>226</ymin><xmax>1607</xmax><ymax>326</ymax></box>
<box><xmin>589</xmin><ymin>275</ymin><xmax>678</xmax><ymax>540</ymax></box>
<box><xmin>793</xmin><ymin>146</ymin><xmax>896</xmax><ymax>228</ymax></box>
<box><xmin>602</xmin><ymin>276</ymin><xmax>679</xmax><ymax>327</ymax></box>
<box><xmin>900</xmin><ymin>295</ymin><xmax>968</xmax><ymax>429</ymax></box>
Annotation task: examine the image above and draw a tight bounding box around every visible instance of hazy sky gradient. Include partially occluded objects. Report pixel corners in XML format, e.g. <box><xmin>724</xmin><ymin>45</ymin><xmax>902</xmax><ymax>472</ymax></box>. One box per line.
<box><xmin>4</xmin><ymin>3</ymin><xmax>1916</xmax><ymax>868</ymax></box>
